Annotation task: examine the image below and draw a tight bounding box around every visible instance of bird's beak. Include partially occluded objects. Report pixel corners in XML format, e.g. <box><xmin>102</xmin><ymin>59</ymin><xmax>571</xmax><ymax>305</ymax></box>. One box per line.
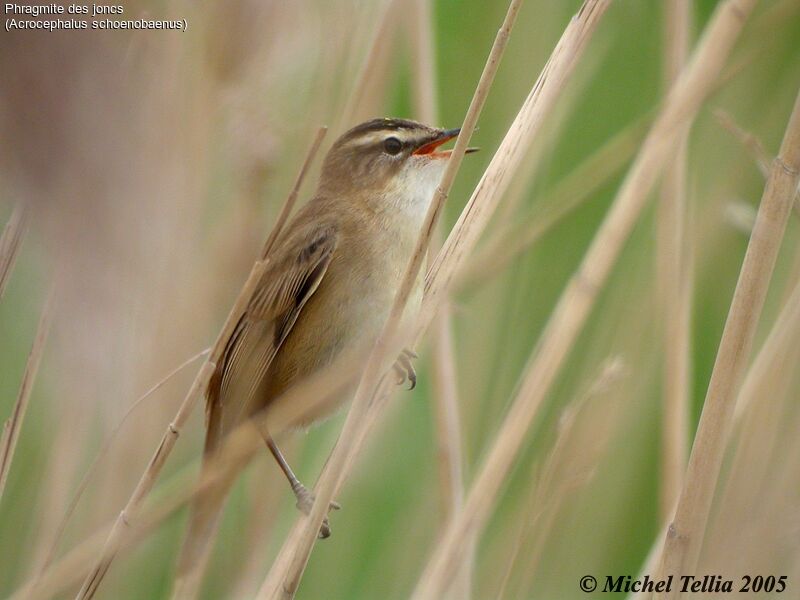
<box><xmin>412</xmin><ymin>127</ymin><xmax>480</xmax><ymax>158</ymax></box>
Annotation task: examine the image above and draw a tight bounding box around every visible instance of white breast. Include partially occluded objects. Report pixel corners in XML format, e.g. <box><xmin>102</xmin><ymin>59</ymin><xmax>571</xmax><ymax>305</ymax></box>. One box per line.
<box><xmin>384</xmin><ymin>156</ymin><xmax>448</xmax><ymax>227</ymax></box>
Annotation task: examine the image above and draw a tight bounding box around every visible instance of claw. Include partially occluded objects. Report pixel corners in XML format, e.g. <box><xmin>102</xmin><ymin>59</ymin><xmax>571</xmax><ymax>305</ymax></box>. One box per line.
<box><xmin>293</xmin><ymin>483</ymin><xmax>340</xmax><ymax>539</ymax></box>
<box><xmin>393</xmin><ymin>348</ymin><xmax>418</xmax><ymax>390</ymax></box>
<box><xmin>319</xmin><ymin>520</ymin><xmax>332</xmax><ymax>539</ymax></box>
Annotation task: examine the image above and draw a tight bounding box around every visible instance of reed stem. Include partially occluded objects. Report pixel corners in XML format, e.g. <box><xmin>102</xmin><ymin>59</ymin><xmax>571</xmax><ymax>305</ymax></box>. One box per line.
<box><xmin>656</xmin><ymin>84</ymin><xmax>800</xmax><ymax>599</ymax></box>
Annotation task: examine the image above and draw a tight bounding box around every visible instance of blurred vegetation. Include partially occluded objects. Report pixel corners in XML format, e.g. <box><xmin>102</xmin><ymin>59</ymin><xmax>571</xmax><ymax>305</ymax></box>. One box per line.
<box><xmin>1</xmin><ymin>0</ymin><xmax>799</xmax><ymax>599</ymax></box>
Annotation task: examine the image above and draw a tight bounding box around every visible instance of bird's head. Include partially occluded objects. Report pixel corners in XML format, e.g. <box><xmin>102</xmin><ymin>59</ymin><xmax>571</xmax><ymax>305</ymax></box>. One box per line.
<box><xmin>318</xmin><ymin>118</ymin><xmax>476</xmax><ymax>214</ymax></box>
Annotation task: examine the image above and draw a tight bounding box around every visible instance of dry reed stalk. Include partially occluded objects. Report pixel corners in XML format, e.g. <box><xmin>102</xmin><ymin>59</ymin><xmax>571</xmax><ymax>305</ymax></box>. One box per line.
<box><xmin>75</xmin><ymin>127</ymin><xmax>328</xmax><ymax>600</ymax></box>
<box><xmin>410</xmin><ymin>0</ymin><xmax>439</xmax><ymax>125</ymax></box>
<box><xmin>493</xmin><ymin>459</ymin><xmax>543</xmax><ymax>600</ymax></box>
<box><xmin>460</xmin><ymin>30</ymin><xmax>765</xmax><ymax>294</ymax></box>
<box><xmin>336</xmin><ymin>0</ymin><xmax>400</xmax><ymax>130</ymax></box>
<box><xmin>705</xmin><ymin>271</ymin><xmax>800</xmax><ymax>560</ymax></box>
<box><xmin>456</xmin><ymin>114</ymin><xmax>650</xmax><ymax>290</ymax></box>
<box><xmin>427</xmin><ymin>316</ymin><xmax>465</xmax><ymax>523</ymax></box>
<box><xmin>32</xmin><ymin>7</ymin><xmax>768</xmax><ymax>592</ymax></box>
<box><xmin>408</xmin><ymin>3</ymin><xmax>472</xmax><ymax>598</ymax></box>
<box><xmin>75</xmin><ymin>362</ymin><xmax>217</xmax><ymax>600</ymax></box>
<box><xmin>419</xmin><ymin>0</ymin><xmax>609</xmax><ymax>341</ymax></box>
<box><xmin>39</xmin><ymin>346</ymin><xmax>211</xmax><ymax>573</ymax></box>
<box><xmin>714</xmin><ymin>109</ymin><xmax>771</xmax><ymax>176</ymax></box>
<box><xmin>428</xmin><ymin>315</ymin><xmax>472</xmax><ymax>596</ymax></box>
<box><xmin>0</xmin><ymin>203</ymin><xmax>28</xmax><ymax>299</ymax></box>
<box><xmin>256</xmin><ymin>2</ymin><xmax>524</xmax><ymax>598</ymax></box>
<box><xmin>499</xmin><ymin>357</ymin><xmax>626</xmax><ymax>599</ymax></box>
<box><xmin>409</xmin><ymin>0</ymin><xmax>466</xmax><ymax>521</ymax></box>
<box><xmin>405</xmin><ymin>0</ymin><xmax>612</xmax><ymax>493</ymax></box>
<box><xmin>656</xmin><ymin>0</ymin><xmax>692</xmax><ymax>525</ymax></box>
<box><xmin>630</xmin><ymin>275</ymin><xmax>800</xmax><ymax>600</ymax></box>
<box><xmin>17</xmin><ymin>333</ymin><xmax>372</xmax><ymax>600</ymax></box>
<box><xmin>734</xmin><ymin>274</ymin><xmax>800</xmax><ymax>421</ymax></box>
<box><xmin>15</xmin><ymin>458</ymin><xmax>214</xmax><ymax>600</ymax></box>
<box><xmin>12</xmin><ymin>523</ymin><xmax>113</xmax><ymax>600</ymax></box>
<box><xmin>628</xmin><ymin>521</ymin><xmax>673</xmax><ymax>600</ymax></box>
<box><xmin>260</xmin><ymin>128</ymin><xmax>328</xmax><ymax>260</ymax></box>
<box><xmin>15</xmin><ymin>443</ymin><xmax>235</xmax><ymax>600</ymax></box>
<box><xmin>411</xmin><ymin>0</ymin><xmax>613</xmax><ymax>594</ymax></box>
<box><xmin>715</xmin><ymin>109</ymin><xmax>800</xmax><ymax>213</ymax></box>
<box><xmin>411</xmin><ymin>0</ymin><xmax>753</xmax><ymax>596</ymax></box>
<box><xmin>490</xmin><ymin>37</ymin><xmax>608</xmax><ymax>230</ymax></box>
<box><xmin>0</xmin><ymin>286</ymin><xmax>54</xmax><ymax>500</ymax></box>
<box><xmin>656</xmin><ymin>86</ymin><xmax>800</xmax><ymax>598</ymax></box>
<box><xmin>228</xmin><ymin>450</ymin><xmax>293</xmax><ymax>598</ymax></box>
<box><xmin>255</xmin><ymin>1</ymin><xmax>611</xmax><ymax>596</ymax></box>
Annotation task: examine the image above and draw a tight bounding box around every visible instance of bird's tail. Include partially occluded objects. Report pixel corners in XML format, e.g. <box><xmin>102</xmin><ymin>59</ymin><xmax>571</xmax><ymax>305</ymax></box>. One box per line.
<box><xmin>171</xmin><ymin>397</ymin><xmax>236</xmax><ymax>600</ymax></box>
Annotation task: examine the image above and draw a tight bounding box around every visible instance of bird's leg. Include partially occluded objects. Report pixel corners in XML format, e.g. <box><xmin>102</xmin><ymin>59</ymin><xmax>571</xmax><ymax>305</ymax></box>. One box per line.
<box><xmin>393</xmin><ymin>348</ymin><xmax>417</xmax><ymax>390</ymax></box>
<box><xmin>263</xmin><ymin>435</ymin><xmax>340</xmax><ymax>539</ymax></box>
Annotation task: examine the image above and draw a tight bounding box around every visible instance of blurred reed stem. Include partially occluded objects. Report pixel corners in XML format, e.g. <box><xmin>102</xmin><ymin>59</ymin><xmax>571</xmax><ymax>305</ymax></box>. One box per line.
<box><xmin>260</xmin><ymin>128</ymin><xmax>329</xmax><ymax>260</ymax></box>
<box><xmin>733</xmin><ymin>273</ymin><xmax>800</xmax><ymax>422</ymax></box>
<box><xmin>457</xmin><ymin>113</ymin><xmax>650</xmax><ymax>290</ymax></box>
<box><xmin>19</xmin><ymin>336</ymin><xmax>365</xmax><ymax>599</ymax></box>
<box><xmin>459</xmin><ymin>32</ymin><xmax>758</xmax><ymax>296</ymax></box>
<box><xmin>410</xmin><ymin>0</ymin><xmax>439</xmax><ymax>125</ymax></box>
<box><xmin>629</xmin><ymin>272</ymin><xmax>800</xmax><ymax>600</ymax></box>
<box><xmin>75</xmin><ymin>362</ymin><xmax>217</xmax><ymax>600</ymax></box>
<box><xmin>74</xmin><ymin>128</ymin><xmax>328</xmax><ymax>600</ymax></box>
<box><xmin>657</xmin><ymin>84</ymin><xmax>800</xmax><ymax>597</ymax></box>
<box><xmin>715</xmin><ymin>109</ymin><xmax>800</xmax><ymax>213</ymax></box>
<box><xmin>0</xmin><ymin>203</ymin><xmax>28</xmax><ymax>299</ymax></box>
<box><xmin>714</xmin><ymin>109</ymin><xmax>771</xmax><ymax>177</ymax></box>
<box><xmin>409</xmin><ymin>0</ymin><xmax>612</xmax><ymax>589</ymax></box>
<box><xmin>498</xmin><ymin>356</ymin><xmax>625</xmax><ymax>599</ymax></box>
<box><xmin>408</xmin><ymin>1</ymin><xmax>472</xmax><ymax>598</ymax></box>
<box><xmin>337</xmin><ymin>0</ymin><xmax>400</xmax><ymax>131</ymax></box>
<box><xmin>39</xmin><ymin>346</ymin><xmax>210</xmax><ymax>575</ymax></box>
<box><xmin>411</xmin><ymin>0</ymin><xmax>751</xmax><ymax>594</ymax></box>
<box><xmin>713</xmin><ymin>271</ymin><xmax>800</xmax><ymax>529</ymax></box>
<box><xmin>0</xmin><ymin>285</ymin><xmax>54</xmax><ymax>500</ymax></box>
<box><xmin>13</xmin><ymin>458</ymin><xmax>205</xmax><ymax>600</ymax></box>
<box><xmin>256</xmin><ymin>1</ymin><xmax>523</xmax><ymax>598</ymax></box>
<box><xmin>656</xmin><ymin>0</ymin><xmax>692</xmax><ymax>525</ymax></box>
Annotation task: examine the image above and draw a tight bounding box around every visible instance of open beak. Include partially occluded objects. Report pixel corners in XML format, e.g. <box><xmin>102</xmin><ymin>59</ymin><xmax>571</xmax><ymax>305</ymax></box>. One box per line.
<box><xmin>412</xmin><ymin>127</ymin><xmax>480</xmax><ymax>158</ymax></box>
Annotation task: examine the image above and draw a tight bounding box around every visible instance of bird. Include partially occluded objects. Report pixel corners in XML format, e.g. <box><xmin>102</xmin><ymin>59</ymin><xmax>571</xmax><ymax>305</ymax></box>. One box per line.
<box><xmin>172</xmin><ymin>117</ymin><xmax>475</xmax><ymax>597</ymax></box>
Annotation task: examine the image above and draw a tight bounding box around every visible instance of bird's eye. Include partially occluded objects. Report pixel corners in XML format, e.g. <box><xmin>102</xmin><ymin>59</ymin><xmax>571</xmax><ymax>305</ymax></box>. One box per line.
<box><xmin>383</xmin><ymin>137</ymin><xmax>402</xmax><ymax>155</ymax></box>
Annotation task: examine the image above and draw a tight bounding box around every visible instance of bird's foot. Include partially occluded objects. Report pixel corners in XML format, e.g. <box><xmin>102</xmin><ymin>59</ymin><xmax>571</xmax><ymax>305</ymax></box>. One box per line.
<box><xmin>292</xmin><ymin>482</ymin><xmax>341</xmax><ymax>539</ymax></box>
<box><xmin>393</xmin><ymin>348</ymin><xmax>417</xmax><ymax>390</ymax></box>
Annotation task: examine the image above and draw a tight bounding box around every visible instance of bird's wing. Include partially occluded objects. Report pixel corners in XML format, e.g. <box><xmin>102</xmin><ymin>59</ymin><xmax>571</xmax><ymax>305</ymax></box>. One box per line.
<box><xmin>206</xmin><ymin>224</ymin><xmax>338</xmax><ymax>444</ymax></box>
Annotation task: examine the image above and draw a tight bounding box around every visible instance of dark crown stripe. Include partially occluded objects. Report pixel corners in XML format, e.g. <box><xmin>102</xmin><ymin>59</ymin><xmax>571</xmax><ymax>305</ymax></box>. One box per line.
<box><xmin>339</xmin><ymin>117</ymin><xmax>426</xmax><ymax>143</ymax></box>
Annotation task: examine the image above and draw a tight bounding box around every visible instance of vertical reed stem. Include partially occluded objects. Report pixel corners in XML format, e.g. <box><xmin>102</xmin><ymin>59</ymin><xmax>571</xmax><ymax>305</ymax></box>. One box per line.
<box><xmin>656</xmin><ymin>85</ymin><xmax>800</xmax><ymax>599</ymax></box>
<box><xmin>0</xmin><ymin>203</ymin><xmax>28</xmax><ymax>299</ymax></box>
<box><xmin>656</xmin><ymin>0</ymin><xmax>692</xmax><ymax>524</ymax></box>
<box><xmin>412</xmin><ymin>1</ymin><xmax>752</xmax><ymax>597</ymax></box>
<box><xmin>75</xmin><ymin>128</ymin><xmax>328</xmax><ymax>600</ymax></box>
<box><xmin>409</xmin><ymin>1</ymin><xmax>472</xmax><ymax>597</ymax></box>
<box><xmin>0</xmin><ymin>286</ymin><xmax>55</xmax><ymax>500</ymax></box>
<box><xmin>256</xmin><ymin>2</ymin><xmax>523</xmax><ymax>597</ymax></box>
